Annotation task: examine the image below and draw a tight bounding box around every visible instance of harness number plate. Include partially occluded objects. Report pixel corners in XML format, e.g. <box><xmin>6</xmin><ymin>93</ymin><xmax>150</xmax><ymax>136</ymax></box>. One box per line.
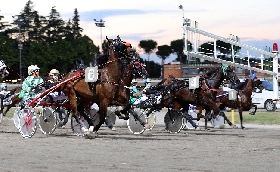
<box><xmin>85</xmin><ymin>67</ymin><xmax>98</xmax><ymax>82</ymax></box>
<box><xmin>189</xmin><ymin>76</ymin><xmax>199</xmax><ymax>89</ymax></box>
<box><xmin>229</xmin><ymin>89</ymin><xmax>237</xmax><ymax>100</ymax></box>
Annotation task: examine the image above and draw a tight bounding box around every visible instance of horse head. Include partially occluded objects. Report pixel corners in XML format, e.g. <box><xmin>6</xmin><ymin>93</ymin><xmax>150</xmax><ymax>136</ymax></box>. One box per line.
<box><xmin>0</xmin><ymin>60</ymin><xmax>9</xmax><ymax>78</ymax></box>
<box><xmin>106</xmin><ymin>35</ymin><xmax>132</xmax><ymax>59</ymax></box>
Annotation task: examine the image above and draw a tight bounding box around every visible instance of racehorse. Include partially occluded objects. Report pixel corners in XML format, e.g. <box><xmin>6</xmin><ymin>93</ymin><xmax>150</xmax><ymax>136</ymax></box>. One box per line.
<box><xmin>148</xmin><ymin>64</ymin><xmax>239</xmax><ymax>130</ymax></box>
<box><xmin>60</xmin><ymin>36</ymin><xmax>133</xmax><ymax>137</ymax></box>
<box><xmin>111</xmin><ymin>58</ymin><xmax>149</xmax><ymax>126</ymax></box>
<box><xmin>210</xmin><ymin>77</ymin><xmax>262</xmax><ymax>129</ymax></box>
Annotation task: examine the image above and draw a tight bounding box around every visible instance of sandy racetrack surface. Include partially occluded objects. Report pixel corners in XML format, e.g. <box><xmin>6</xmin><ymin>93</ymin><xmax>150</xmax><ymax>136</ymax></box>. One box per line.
<box><xmin>0</xmin><ymin>116</ymin><xmax>280</xmax><ymax>172</ymax></box>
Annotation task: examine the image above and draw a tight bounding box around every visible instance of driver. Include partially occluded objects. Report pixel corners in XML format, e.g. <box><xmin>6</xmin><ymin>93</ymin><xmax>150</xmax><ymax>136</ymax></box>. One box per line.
<box><xmin>45</xmin><ymin>69</ymin><xmax>67</xmax><ymax>102</ymax></box>
<box><xmin>18</xmin><ymin>65</ymin><xmax>43</xmax><ymax>101</ymax></box>
<box><xmin>48</xmin><ymin>69</ymin><xmax>61</xmax><ymax>83</ymax></box>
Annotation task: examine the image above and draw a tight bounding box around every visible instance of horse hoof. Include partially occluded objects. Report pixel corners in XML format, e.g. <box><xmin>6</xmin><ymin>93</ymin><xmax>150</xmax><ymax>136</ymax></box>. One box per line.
<box><xmin>84</xmin><ymin>133</ymin><xmax>97</xmax><ymax>139</ymax></box>
<box><xmin>233</xmin><ymin>125</ymin><xmax>238</xmax><ymax>129</ymax></box>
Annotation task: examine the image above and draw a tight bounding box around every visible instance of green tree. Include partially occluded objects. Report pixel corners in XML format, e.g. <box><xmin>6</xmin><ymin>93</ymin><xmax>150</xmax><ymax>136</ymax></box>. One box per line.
<box><xmin>170</xmin><ymin>39</ymin><xmax>192</xmax><ymax>64</ymax></box>
<box><xmin>138</xmin><ymin>39</ymin><xmax>157</xmax><ymax>73</ymax></box>
<box><xmin>72</xmin><ymin>8</ymin><xmax>83</xmax><ymax>40</ymax></box>
<box><xmin>44</xmin><ymin>6</ymin><xmax>65</xmax><ymax>44</ymax></box>
<box><xmin>156</xmin><ymin>45</ymin><xmax>172</xmax><ymax>78</ymax></box>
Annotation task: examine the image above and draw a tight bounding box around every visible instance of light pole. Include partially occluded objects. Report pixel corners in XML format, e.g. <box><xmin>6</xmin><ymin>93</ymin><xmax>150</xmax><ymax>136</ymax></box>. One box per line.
<box><xmin>13</xmin><ymin>15</ymin><xmax>24</xmax><ymax>83</ymax></box>
<box><xmin>93</xmin><ymin>19</ymin><xmax>105</xmax><ymax>52</ymax></box>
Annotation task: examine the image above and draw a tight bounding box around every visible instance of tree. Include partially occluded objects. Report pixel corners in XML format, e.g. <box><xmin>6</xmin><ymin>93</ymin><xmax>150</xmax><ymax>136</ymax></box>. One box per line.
<box><xmin>170</xmin><ymin>39</ymin><xmax>192</xmax><ymax>64</ymax></box>
<box><xmin>72</xmin><ymin>8</ymin><xmax>83</xmax><ymax>40</ymax></box>
<box><xmin>44</xmin><ymin>6</ymin><xmax>65</xmax><ymax>44</ymax></box>
<box><xmin>156</xmin><ymin>45</ymin><xmax>172</xmax><ymax>78</ymax></box>
<box><xmin>138</xmin><ymin>39</ymin><xmax>157</xmax><ymax>73</ymax></box>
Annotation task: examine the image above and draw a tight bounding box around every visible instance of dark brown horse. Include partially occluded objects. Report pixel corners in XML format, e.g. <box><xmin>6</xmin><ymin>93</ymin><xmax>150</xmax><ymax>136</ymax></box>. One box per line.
<box><xmin>210</xmin><ymin>77</ymin><xmax>260</xmax><ymax>129</ymax></box>
<box><xmin>148</xmin><ymin>64</ymin><xmax>239</xmax><ymax>130</ymax></box>
<box><xmin>60</xmin><ymin>36</ymin><xmax>133</xmax><ymax>137</ymax></box>
<box><xmin>110</xmin><ymin>58</ymin><xmax>149</xmax><ymax>126</ymax></box>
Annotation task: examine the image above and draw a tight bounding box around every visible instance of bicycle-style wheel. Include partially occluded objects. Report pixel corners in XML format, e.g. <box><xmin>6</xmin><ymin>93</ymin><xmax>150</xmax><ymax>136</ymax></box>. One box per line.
<box><xmin>39</xmin><ymin>107</ymin><xmax>57</xmax><ymax>135</ymax></box>
<box><xmin>164</xmin><ymin>109</ymin><xmax>184</xmax><ymax>133</ymax></box>
<box><xmin>18</xmin><ymin>108</ymin><xmax>37</xmax><ymax>138</ymax></box>
<box><xmin>127</xmin><ymin>108</ymin><xmax>146</xmax><ymax>134</ymax></box>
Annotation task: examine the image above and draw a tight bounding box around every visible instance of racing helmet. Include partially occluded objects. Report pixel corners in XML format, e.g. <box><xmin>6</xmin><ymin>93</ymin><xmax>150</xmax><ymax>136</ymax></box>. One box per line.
<box><xmin>49</xmin><ymin>69</ymin><xmax>60</xmax><ymax>76</ymax></box>
<box><xmin>27</xmin><ymin>65</ymin><xmax>40</xmax><ymax>75</ymax></box>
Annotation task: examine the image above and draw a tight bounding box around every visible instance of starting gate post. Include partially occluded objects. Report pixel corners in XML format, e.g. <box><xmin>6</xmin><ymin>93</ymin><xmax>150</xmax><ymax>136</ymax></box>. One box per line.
<box><xmin>272</xmin><ymin>43</ymin><xmax>279</xmax><ymax>100</ymax></box>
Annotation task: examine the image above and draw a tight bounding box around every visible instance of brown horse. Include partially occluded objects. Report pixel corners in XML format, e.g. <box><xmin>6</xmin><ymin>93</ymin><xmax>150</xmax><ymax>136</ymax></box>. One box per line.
<box><xmin>209</xmin><ymin>78</ymin><xmax>260</xmax><ymax>129</ymax></box>
<box><xmin>148</xmin><ymin>64</ymin><xmax>239</xmax><ymax>130</ymax></box>
<box><xmin>60</xmin><ymin>36</ymin><xmax>133</xmax><ymax>136</ymax></box>
<box><xmin>110</xmin><ymin>58</ymin><xmax>149</xmax><ymax>126</ymax></box>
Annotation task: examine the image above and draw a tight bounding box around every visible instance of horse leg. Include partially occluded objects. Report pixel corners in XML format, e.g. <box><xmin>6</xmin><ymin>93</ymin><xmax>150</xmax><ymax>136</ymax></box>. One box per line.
<box><xmin>77</xmin><ymin>104</ymin><xmax>93</xmax><ymax>127</ymax></box>
<box><xmin>93</xmin><ymin>102</ymin><xmax>107</xmax><ymax>133</ymax></box>
<box><xmin>249</xmin><ymin>105</ymin><xmax>257</xmax><ymax>115</ymax></box>
<box><xmin>219</xmin><ymin>111</ymin><xmax>237</xmax><ymax>128</ymax></box>
<box><xmin>181</xmin><ymin>106</ymin><xmax>199</xmax><ymax>129</ymax></box>
<box><xmin>238</xmin><ymin>108</ymin><xmax>245</xmax><ymax>129</ymax></box>
<box><xmin>203</xmin><ymin>107</ymin><xmax>212</xmax><ymax>130</ymax></box>
<box><xmin>196</xmin><ymin>106</ymin><xmax>204</xmax><ymax>121</ymax></box>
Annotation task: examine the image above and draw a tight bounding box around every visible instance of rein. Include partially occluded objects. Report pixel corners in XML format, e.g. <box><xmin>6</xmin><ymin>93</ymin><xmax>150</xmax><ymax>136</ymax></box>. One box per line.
<box><xmin>27</xmin><ymin>72</ymin><xmax>83</xmax><ymax>107</ymax></box>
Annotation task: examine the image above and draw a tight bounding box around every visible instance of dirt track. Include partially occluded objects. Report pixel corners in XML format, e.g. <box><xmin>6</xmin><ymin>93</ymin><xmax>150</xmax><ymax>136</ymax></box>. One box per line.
<box><xmin>0</xmin><ymin>117</ymin><xmax>280</xmax><ymax>172</ymax></box>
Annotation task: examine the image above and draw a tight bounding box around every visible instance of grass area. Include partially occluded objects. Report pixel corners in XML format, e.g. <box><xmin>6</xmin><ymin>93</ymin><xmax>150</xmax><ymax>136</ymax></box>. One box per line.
<box><xmin>4</xmin><ymin>108</ymin><xmax>280</xmax><ymax>125</ymax></box>
<box><xmin>224</xmin><ymin>111</ymin><xmax>280</xmax><ymax>125</ymax></box>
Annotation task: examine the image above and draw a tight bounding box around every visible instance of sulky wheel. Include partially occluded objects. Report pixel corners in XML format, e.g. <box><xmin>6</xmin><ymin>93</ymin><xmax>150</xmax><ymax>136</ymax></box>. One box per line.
<box><xmin>210</xmin><ymin>115</ymin><xmax>225</xmax><ymax>129</ymax></box>
<box><xmin>18</xmin><ymin>108</ymin><xmax>37</xmax><ymax>138</ymax></box>
<box><xmin>144</xmin><ymin>109</ymin><xmax>156</xmax><ymax>130</ymax></box>
<box><xmin>39</xmin><ymin>107</ymin><xmax>57</xmax><ymax>135</ymax></box>
<box><xmin>71</xmin><ymin>111</ymin><xmax>89</xmax><ymax>137</ymax></box>
<box><xmin>164</xmin><ymin>109</ymin><xmax>184</xmax><ymax>133</ymax></box>
<box><xmin>127</xmin><ymin>108</ymin><xmax>147</xmax><ymax>134</ymax></box>
<box><xmin>13</xmin><ymin>107</ymin><xmax>21</xmax><ymax>129</ymax></box>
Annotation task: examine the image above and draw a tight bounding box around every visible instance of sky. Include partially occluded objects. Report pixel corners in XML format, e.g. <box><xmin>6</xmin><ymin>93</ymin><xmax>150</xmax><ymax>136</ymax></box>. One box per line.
<box><xmin>1</xmin><ymin>0</ymin><xmax>280</xmax><ymax>64</ymax></box>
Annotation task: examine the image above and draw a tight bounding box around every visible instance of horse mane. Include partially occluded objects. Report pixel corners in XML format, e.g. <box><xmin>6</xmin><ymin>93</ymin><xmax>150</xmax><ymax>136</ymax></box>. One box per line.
<box><xmin>95</xmin><ymin>53</ymin><xmax>109</xmax><ymax>68</ymax></box>
<box><xmin>203</xmin><ymin>67</ymin><xmax>219</xmax><ymax>78</ymax></box>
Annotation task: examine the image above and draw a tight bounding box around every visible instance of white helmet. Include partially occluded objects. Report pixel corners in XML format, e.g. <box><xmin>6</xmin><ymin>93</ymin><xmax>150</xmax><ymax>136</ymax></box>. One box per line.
<box><xmin>49</xmin><ymin>69</ymin><xmax>60</xmax><ymax>76</ymax></box>
<box><xmin>28</xmin><ymin>65</ymin><xmax>40</xmax><ymax>75</ymax></box>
